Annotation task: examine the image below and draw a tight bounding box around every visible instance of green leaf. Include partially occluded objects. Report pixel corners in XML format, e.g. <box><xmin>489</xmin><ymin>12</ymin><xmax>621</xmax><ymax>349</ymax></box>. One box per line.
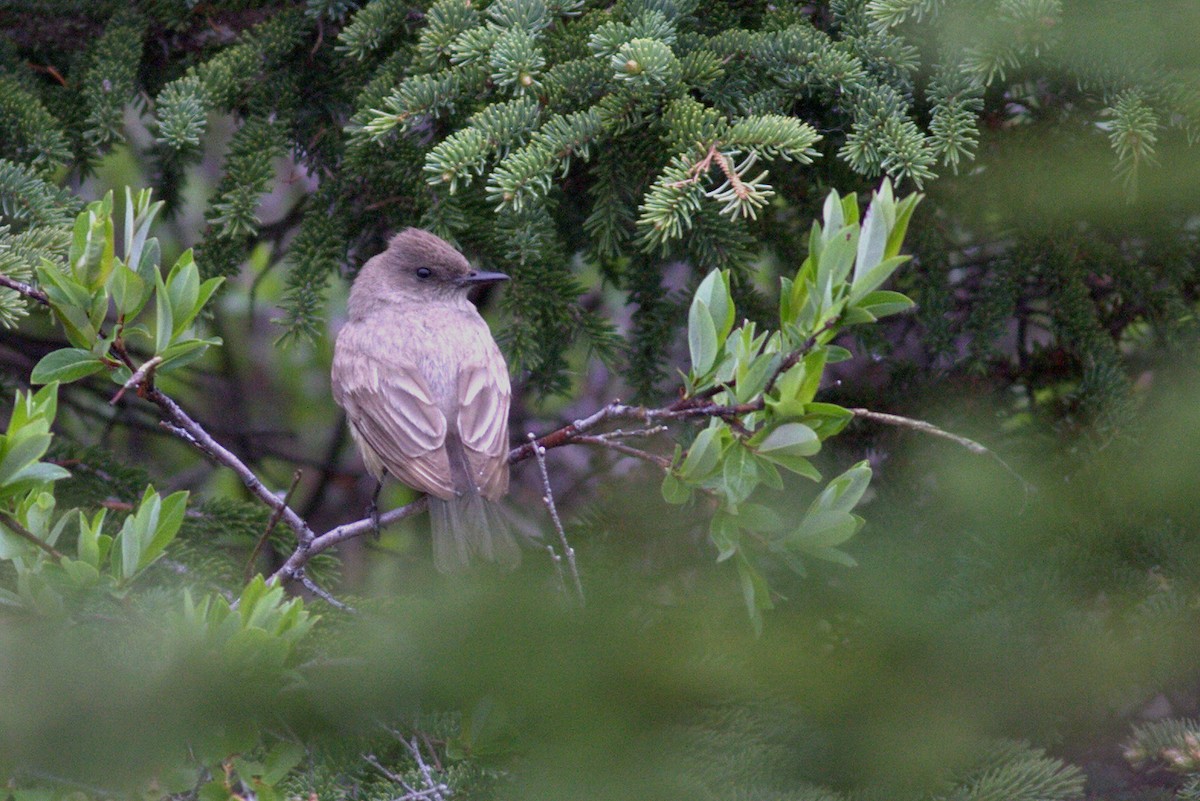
<box><xmin>856</xmin><ymin>289</ymin><xmax>915</xmax><ymax>318</ymax></box>
<box><xmin>60</xmin><ymin>558</ymin><xmax>101</xmax><ymax>587</ymax></box>
<box><xmin>0</xmin><ymin>462</ymin><xmax>71</xmax><ymax>500</ymax></box>
<box><xmin>678</xmin><ymin>424</ymin><xmax>722</xmax><ymax>481</ymax></box>
<box><xmin>688</xmin><ymin>297</ymin><xmax>719</xmax><ymax>375</ymax></box>
<box><xmin>734</xmin><ymin>353</ymin><xmax>776</xmax><ymax>404</ymax></box>
<box><xmin>199</xmin><ymin>780</ymin><xmax>232</xmax><ymax>801</ymax></box>
<box><xmin>709</xmin><ymin>511</ymin><xmax>738</xmax><ymax>561</ymax></box>
<box><xmin>817</xmin><ymin>224</ymin><xmax>858</xmax><ymax>291</ymax></box>
<box><xmin>755</xmin><ymin>450</ymin><xmax>821</xmax><ymax>481</ymax></box>
<box><xmin>813</xmin><ymin>461</ymin><xmax>872</xmax><ymax>515</ymax></box>
<box><xmin>840</xmin><ymin>306</ymin><xmax>877</xmax><ymax>326</ymax></box>
<box><xmin>793</xmin><ymin>510</ymin><xmax>861</xmax><ymax>547</ymax></box>
<box><xmin>167</xmin><ymin>250</ymin><xmax>201</xmax><ymax>336</ymax></box>
<box><xmin>821</xmin><ymin>189</ymin><xmax>844</xmax><ymax>244</ymax></box>
<box><xmin>30</xmin><ymin>348</ymin><xmax>106</xmax><ymax>385</ymax></box>
<box><xmin>154</xmin><ymin>271</ymin><xmax>174</xmax><ymax>354</ymax></box>
<box><xmin>37</xmin><ymin>258</ymin><xmax>93</xmax><ymax>311</ymax></box>
<box><xmin>660</xmin><ymin>471</ymin><xmax>691</xmax><ymax>504</ymax></box>
<box><xmin>840</xmin><ymin>190</ymin><xmax>860</xmax><ymax>226</ymax></box>
<box><xmin>192</xmin><ymin>276</ymin><xmax>225</xmax><ymax>320</ymax></box>
<box><xmin>694</xmin><ymin>269</ymin><xmax>734</xmax><ymax>341</ymax></box>
<box><xmin>754</xmin><ymin>454</ymin><xmax>783</xmax><ymax>490</ymax></box>
<box><xmin>69</xmin><ymin>193</ymin><xmax>115</xmax><ymax>290</ymax></box>
<box><xmin>0</xmin><ymin>432</ymin><xmax>52</xmax><ymax>487</ymax></box>
<box><xmin>734</xmin><ymin>551</ymin><xmax>773</xmax><ymax>635</ymax></box>
<box><xmin>766</xmin><ymin>361</ymin><xmax>809</xmax><ymax>418</ymax></box>
<box><xmin>115</xmin><ymin>517</ymin><xmax>142</xmax><ymax>581</ymax></box>
<box><xmin>848</xmin><ymin>255</ymin><xmax>910</xmax><ymax>303</ymax></box>
<box><xmin>825</xmin><ymin>345</ymin><xmax>852</xmax><ymax>363</ymax></box>
<box><xmin>737</xmin><ymin>502</ymin><xmax>786</xmax><ymax>533</ymax></box>
<box><xmin>124</xmin><ymin>187</ymin><xmax>164</xmax><ymax>275</ymax></box>
<box><xmin>109</xmin><ymin>263</ymin><xmax>143</xmax><ymax>318</ymax></box>
<box><xmin>77</xmin><ymin>509</ymin><xmax>107</xmax><ymax>567</ymax></box>
<box><xmin>884</xmin><ymin>191</ymin><xmax>922</xmax><ymax>259</ymax></box>
<box><xmin>804</xmin><ymin>545</ymin><xmax>858</xmax><ymax>568</ymax></box>
<box><xmin>138</xmin><ymin>490</ymin><xmax>188</xmax><ymax>571</ymax></box>
<box><xmin>802</xmin><ymin>402</ymin><xmax>854</xmax><ymax>440</ymax></box>
<box><xmin>753</xmin><ymin>422</ymin><xmax>820</xmax><ymax>457</ymax></box>
<box><xmin>721</xmin><ymin>441</ymin><xmax>758</xmax><ymax>506</ymax></box>
<box><xmin>855</xmin><ymin>190</ymin><xmax>888</xmax><ymax>284</ymax></box>
<box><xmin>778</xmin><ymin>276</ymin><xmax>795</xmax><ymax>324</ymax></box>
<box><xmin>159</xmin><ymin>337</ymin><xmax>221</xmax><ymax>373</ymax></box>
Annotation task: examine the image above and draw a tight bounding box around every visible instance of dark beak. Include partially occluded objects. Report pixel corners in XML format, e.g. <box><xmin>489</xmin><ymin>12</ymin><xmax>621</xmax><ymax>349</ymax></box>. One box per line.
<box><xmin>457</xmin><ymin>270</ymin><xmax>510</xmax><ymax>287</ymax></box>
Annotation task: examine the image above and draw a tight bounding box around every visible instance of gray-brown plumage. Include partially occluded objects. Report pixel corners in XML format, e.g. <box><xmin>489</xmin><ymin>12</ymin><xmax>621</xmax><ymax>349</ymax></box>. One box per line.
<box><xmin>331</xmin><ymin>228</ymin><xmax>518</xmax><ymax>571</ymax></box>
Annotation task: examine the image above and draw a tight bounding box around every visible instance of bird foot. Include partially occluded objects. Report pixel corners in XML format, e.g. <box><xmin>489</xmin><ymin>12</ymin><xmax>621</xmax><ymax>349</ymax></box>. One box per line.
<box><xmin>367</xmin><ymin>479</ymin><xmax>384</xmax><ymax>539</ymax></box>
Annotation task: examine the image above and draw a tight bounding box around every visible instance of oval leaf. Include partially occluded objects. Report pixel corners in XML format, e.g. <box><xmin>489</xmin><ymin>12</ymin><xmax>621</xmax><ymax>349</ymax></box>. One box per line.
<box><xmin>755</xmin><ymin>422</ymin><xmax>820</xmax><ymax>457</ymax></box>
<box><xmin>30</xmin><ymin>349</ymin><xmax>106</xmax><ymax>385</ymax></box>
<box><xmin>688</xmin><ymin>298</ymin><xmax>719</xmax><ymax>375</ymax></box>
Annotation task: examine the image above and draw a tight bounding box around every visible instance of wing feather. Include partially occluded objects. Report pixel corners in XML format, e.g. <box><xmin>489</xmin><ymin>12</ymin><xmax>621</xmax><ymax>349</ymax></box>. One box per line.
<box><xmin>332</xmin><ymin>321</ymin><xmax>455</xmax><ymax>498</ymax></box>
<box><xmin>456</xmin><ymin>333</ymin><xmax>511</xmax><ymax>500</ymax></box>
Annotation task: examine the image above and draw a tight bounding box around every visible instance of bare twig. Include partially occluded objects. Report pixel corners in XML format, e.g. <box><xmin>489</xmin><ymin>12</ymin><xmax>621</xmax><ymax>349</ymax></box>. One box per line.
<box><xmin>400</xmin><ymin>735</ymin><xmax>450</xmax><ymax>801</ymax></box>
<box><xmin>848</xmin><ymin>407</ymin><xmax>1035</xmax><ymax>497</ymax></box>
<box><xmin>529</xmin><ymin>433</ymin><xmax>584</xmax><ymax>605</ymax></box>
<box><xmin>244</xmin><ymin>469</ymin><xmax>302</xmax><ymax>584</ymax></box>
<box><xmin>110</xmin><ymin>355</ymin><xmax>162</xmax><ymax>405</ymax></box>
<box><xmin>265</xmin><ymin>496</ymin><xmax>429</xmax><ymax>585</ymax></box>
<box><xmin>293</xmin><ymin>567</ymin><xmax>354</xmax><ymax>612</ymax></box>
<box><xmin>365</xmin><ymin>731</ymin><xmax>451</xmax><ymax>801</ymax></box>
<box><xmin>574</xmin><ymin>425</ymin><xmax>671</xmax><ymax>468</ymax></box>
<box><xmin>0</xmin><ymin>511</ymin><xmax>65</xmax><ymax>560</ymax></box>
<box><xmin>0</xmin><ymin>274</ymin><xmax>50</xmax><ymax>305</ymax></box>
<box><xmin>574</xmin><ymin>436</ymin><xmax>671</xmax><ymax>469</ymax></box>
<box><xmin>144</xmin><ymin>386</ymin><xmax>317</xmax><ymax>546</ymax></box>
<box><xmin>364</xmin><ymin>753</ymin><xmax>407</xmax><ymax>785</ymax></box>
<box><xmin>848</xmin><ymin>408</ymin><xmax>990</xmax><ymax>455</ymax></box>
<box><xmin>543</xmin><ymin>541</ymin><xmax>566</xmax><ymax>592</ymax></box>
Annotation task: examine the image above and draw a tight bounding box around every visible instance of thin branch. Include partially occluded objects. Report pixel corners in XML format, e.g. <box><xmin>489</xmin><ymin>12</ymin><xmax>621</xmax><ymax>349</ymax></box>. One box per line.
<box><xmin>265</xmin><ymin>497</ymin><xmax>429</xmax><ymax>585</ymax></box>
<box><xmin>574</xmin><ymin>435</ymin><xmax>671</xmax><ymax>469</ymax></box>
<box><xmin>848</xmin><ymin>408</ymin><xmax>990</xmax><ymax>455</ymax></box>
<box><xmin>529</xmin><ymin>433</ymin><xmax>584</xmax><ymax>605</ymax></box>
<box><xmin>0</xmin><ymin>274</ymin><xmax>49</xmax><ymax>305</ymax></box>
<box><xmin>110</xmin><ymin>355</ymin><xmax>162</xmax><ymax>405</ymax></box>
<box><xmin>364</xmin><ymin>754</ymin><xmax>417</xmax><ymax>792</ymax></box>
<box><xmin>848</xmin><ymin>407</ymin><xmax>1035</xmax><ymax>497</ymax></box>
<box><xmin>144</xmin><ymin>386</ymin><xmax>317</xmax><ymax>546</ymax></box>
<box><xmin>0</xmin><ymin>511</ymin><xmax>65</xmax><ymax>560</ymax></box>
<box><xmin>399</xmin><ymin>735</ymin><xmax>450</xmax><ymax>801</ymax></box>
<box><xmin>244</xmin><ymin>469</ymin><xmax>302</xmax><ymax>585</ymax></box>
<box><xmin>293</xmin><ymin>567</ymin><xmax>354</xmax><ymax>612</ymax></box>
<box><xmin>365</xmin><ymin>731</ymin><xmax>451</xmax><ymax>801</ymax></box>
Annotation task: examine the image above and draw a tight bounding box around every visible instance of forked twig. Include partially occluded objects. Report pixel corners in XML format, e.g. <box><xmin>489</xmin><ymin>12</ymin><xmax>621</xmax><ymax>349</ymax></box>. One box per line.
<box><xmin>244</xmin><ymin>469</ymin><xmax>303</xmax><ymax>585</ymax></box>
<box><xmin>529</xmin><ymin>433</ymin><xmax>584</xmax><ymax>605</ymax></box>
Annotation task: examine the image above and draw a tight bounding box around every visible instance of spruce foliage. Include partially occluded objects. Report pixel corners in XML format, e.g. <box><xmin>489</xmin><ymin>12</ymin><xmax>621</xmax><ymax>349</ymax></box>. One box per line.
<box><xmin>3</xmin><ymin>0</ymin><xmax>1195</xmax><ymax>401</ymax></box>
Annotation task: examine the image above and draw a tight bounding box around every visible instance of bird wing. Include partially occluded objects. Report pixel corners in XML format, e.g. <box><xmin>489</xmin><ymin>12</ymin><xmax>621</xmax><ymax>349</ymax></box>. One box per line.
<box><xmin>331</xmin><ymin>321</ymin><xmax>455</xmax><ymax>499</ymax></box>
<box><xmin>455</xmin><ymin>327</ymin><xmax>511</xmax><ymax>500</ymax></box>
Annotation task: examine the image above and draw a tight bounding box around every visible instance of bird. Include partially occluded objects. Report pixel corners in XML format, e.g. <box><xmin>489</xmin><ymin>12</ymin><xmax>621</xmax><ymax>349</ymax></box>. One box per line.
<box><xmin>331</xmin><ymin>228</ymin><xmax>519</xmax><ymax>571</ymax></box>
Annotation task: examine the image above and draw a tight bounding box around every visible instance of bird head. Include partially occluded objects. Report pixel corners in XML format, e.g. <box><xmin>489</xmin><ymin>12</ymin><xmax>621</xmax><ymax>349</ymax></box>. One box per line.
<box><xmin>369</xmin><ymin>228</ymin><xmax>509</xmax><ymax>302</ymax></box>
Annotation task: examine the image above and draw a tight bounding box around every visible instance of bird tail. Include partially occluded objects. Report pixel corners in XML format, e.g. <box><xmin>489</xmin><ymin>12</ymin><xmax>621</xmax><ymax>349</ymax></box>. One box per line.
<box><xmin>429</xmin><ymin>490</ymin><xmax>520</xmax><ymax>572</ymax></box>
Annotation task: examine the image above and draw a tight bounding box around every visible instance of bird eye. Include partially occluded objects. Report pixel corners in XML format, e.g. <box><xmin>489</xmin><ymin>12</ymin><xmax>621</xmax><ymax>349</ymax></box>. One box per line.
<box><xmin>416</xmin><ymin>267</ymin><xmax>432</xmax><ymax>279</ymax></box>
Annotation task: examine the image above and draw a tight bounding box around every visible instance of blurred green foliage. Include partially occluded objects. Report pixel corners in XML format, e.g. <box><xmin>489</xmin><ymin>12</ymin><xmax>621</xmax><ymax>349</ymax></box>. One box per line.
<box><xmin>1</xmin><ymin>0</ymin><xmax>1200</xmax><ymax>799</ymax></box>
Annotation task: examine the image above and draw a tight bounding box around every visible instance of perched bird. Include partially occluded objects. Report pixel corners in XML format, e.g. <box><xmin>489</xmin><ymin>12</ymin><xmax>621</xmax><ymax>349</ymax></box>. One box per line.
<box><xmin>331</xmin><ymin>228</ymin><xmax>519</xmax><ymax>571</ymax></box>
